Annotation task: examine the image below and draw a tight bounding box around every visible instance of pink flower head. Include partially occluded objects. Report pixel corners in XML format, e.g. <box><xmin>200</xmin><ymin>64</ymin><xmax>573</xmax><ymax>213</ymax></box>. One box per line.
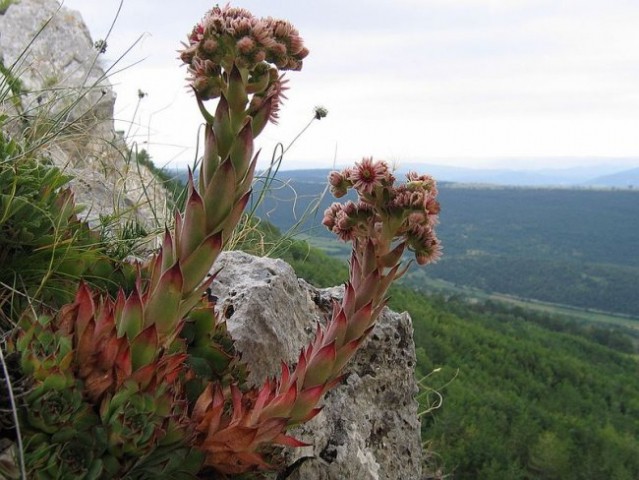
<box><xmin>236</xmin><ymin>36</ymin><xmax>255</xmax><ymax>54</ymax></box>
<box><xmin>328</xmin><ymin>171</ymin><xmax>350</xmax><ymax>198</ymax></box>
<box><xmin>179</xmin><ymin>6</ymin><xmax>308</xmax><ymax>103</ymax></box>
<box><xmin>333</xmin><ymin>210</ymin><xmax>355</xmax><ymax>241</ymax></box>
<box><xmin>348</xmin><ymin>157</ymin><xmax>390</xmax><ymax>195</ymax></box>
<box><xmin>322</xmin><ymin>202</ymin><xmax>343</xmax><ymax>230</ymax></box>
<box><xmin>407</xmin><ymin>224</ymin><xmax>442</xmax><ymax>265</ymax></box>
<box><xmin>425</xmin><ymin>196</ymin><xmax>441</xmax><ymax>216</ymax></box>
<box><xmin>406</xmin><ymin>172</ymin><xmax>438</xmax><ymax>195</ymax></box>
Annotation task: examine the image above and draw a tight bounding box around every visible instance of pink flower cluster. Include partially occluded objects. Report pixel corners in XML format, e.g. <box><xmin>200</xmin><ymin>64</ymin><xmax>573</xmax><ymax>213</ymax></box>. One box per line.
<box><xmin>323</xmin><ymin>158</ymin><xmax>442</xmax><ymax>265</ymax></box>
<box><xmin>180</xmin><ymin>5</ymin><xmax>309</xmax><ymax>99</ymax></box>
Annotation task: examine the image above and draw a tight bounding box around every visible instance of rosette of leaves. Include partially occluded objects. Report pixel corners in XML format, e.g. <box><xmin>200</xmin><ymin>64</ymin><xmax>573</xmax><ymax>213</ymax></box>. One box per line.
<box><xmin>23</xmin><ymin>380</ymin><xmax>97</xmax><ymax>436</ymax></box>
<box><xmin>13</xmin><ymin>295</ymin><xmax>202</xmax><ymax>478</ymax></box>
<box><xmin>25</xmin><ymin>434</ymin><xmax>108</xmax><ymax>480</ymax></box>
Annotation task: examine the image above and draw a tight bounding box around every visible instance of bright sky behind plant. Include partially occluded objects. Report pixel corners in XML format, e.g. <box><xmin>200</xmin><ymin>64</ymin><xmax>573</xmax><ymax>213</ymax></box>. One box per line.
<box><xmin>62</xmin><ymin>0</ymin><xmax>639</xmax><ymax>171</ymax></box>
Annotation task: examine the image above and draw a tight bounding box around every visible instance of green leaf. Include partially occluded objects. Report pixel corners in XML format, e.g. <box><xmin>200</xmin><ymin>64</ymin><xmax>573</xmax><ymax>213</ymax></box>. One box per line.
<box><xmin>144</xmin><ymin>262</ymin><xmax>183</xmax><ymax>336</ymax></box>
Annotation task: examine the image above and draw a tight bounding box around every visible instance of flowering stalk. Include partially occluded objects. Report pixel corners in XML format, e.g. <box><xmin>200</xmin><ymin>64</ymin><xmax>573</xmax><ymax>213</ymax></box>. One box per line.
<box><xmin>191</xmin><ymin>158</ymin><xmax>441</xmax><ymax>474</ymax></box>
<box><xmin>13</xmin><ymin>5</ymin><xmax>309</xmax><ymax>477</ymax></box>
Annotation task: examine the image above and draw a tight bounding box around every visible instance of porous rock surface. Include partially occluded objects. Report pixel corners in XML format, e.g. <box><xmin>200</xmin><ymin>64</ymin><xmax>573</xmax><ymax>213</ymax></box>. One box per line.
<box><xmin>213</xmin><ymin>251</ymin><xmax>424</xmax><ymax>480</ymax></box>
<box><xmin>0</xmin><ymin>0</ymin><xmax>168</xmax><ymax>229</ymax></box>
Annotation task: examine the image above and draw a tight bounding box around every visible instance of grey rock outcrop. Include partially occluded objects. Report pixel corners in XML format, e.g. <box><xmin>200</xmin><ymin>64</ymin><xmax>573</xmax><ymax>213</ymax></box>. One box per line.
<box><xmin>213</xmin><ymin>251</ymin><xmax>424</xmax><ymax>480</ymax></box>
<box><xmin>0</xmin><ymin>0</ymin><xmax>168</xmax><ymax>229</ymax></box>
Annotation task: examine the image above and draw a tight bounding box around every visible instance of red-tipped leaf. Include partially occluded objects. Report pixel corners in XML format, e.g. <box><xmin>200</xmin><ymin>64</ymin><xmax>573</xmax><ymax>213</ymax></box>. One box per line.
<box><xmin>180</xmin><ymin>231</ymin><xmax>223</xmax><ymax>294</ymax></box>
<box><xmin>203</xmin><ymin>158</ymin><xmax>237</xmax><ymax>232</ymax></box>
<box><xmin>144</xmin><ymin>261</ymin><xmax>183</xmax><ymax>335</ymax></box>
<box><xmin>130</xmin><ymin>324</ymin><xmax>159</xmax><ymax>370</ymax></box>
<box><xmin>117</xmin><ymin>287</ymin><xmax>144</xmax><ymax>340</ymax></box>
<box><xmin>303</xmin><ymin>341</ymin><xmax>336</xmax><ymax>388</ymax></box>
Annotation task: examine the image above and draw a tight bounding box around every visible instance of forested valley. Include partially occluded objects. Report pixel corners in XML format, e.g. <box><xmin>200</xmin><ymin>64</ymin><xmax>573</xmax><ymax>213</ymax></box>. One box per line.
<box><xmin>271</xmin><ymin>236</ymin><xmax>639</xmax><ymax>479</ymax></box>
<box><xmin>254</xmin><ymin>172</ymin><xmax>639</xmax><ymax>317</ymax></box>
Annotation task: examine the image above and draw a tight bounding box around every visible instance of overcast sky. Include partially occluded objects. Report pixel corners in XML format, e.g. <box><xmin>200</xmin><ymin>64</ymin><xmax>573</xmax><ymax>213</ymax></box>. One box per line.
<box><xmin>61</xmin><ymin>0</ymin><xmax>639</xmax><ymax>171</ymax></box>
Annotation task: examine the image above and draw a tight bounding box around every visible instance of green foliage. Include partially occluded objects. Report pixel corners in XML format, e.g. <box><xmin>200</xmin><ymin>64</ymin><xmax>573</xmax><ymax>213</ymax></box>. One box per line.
<box><xmin>0</xmin><ymin>0</ymin><xmax>17</xmax><ymax>15</ymax></box>
<box><xmin>0</xmin><ymin>133</ymin><xmax>127</xmax><ymax>321</ymax></box>
<box><xmin>402</xmin><ymin>293</ymin><xmax>639</xmax><ymax>479</ymax></box>
<box><xmin>0</xmin><ymin>57</ymin><xmax>25</xmax><ymax>114</ymax></box>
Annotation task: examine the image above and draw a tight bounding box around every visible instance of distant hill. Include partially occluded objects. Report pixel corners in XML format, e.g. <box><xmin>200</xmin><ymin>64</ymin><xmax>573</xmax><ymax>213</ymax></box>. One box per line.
<box><xmin>274</xmin><ymin>162</ymin><xmax>639</xmax><ymax>187</ymax></box>
<box><xmin>165</xmin><ymin>161</ymin><xmax>639</xmax><ymax>188</ymax></box>
<box><xmin>585</xmin><ymin>167</ymin><xmax>639</xmax><ymax>187</ymax></box>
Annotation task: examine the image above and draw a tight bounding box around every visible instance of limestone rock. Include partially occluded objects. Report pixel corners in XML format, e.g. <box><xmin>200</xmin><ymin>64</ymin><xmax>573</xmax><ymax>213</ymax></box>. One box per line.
<box><xmin>0</xmin><ymin>0</ymin><xmax>169</xmax><ymax>229</ymax></box>
<box><xmin>212</xmin><ymin>251</ymin><xmax>424</xmax><ymax>480</ymax></box>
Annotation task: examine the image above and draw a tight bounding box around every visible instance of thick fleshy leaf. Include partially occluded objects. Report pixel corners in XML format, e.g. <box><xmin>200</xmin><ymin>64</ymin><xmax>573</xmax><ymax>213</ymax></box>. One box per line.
<box><xmin>181</xmin><ymin>231</ymin><xmax>223</xmax><ymax>294</ymax></box>
<box><xmin>273</xmin><ymin>433</ymin><xmax>309</xmax><ymax>448</ymax></box>
<box><xmin>114</xmin><ymin>346</ymin><xmax>132</xmax><ymax>385</ymax></box>
<box><xmin>227</xmin><ymin>64</ymin><xmax>248</xmax><ymax>112</ymax></box>
<box><xmin>147</xmin><ymin>252</ymin><xmax>163</xmax><ymax>293</ymax></box>
<box><xmin>362</xmin><ymin>238</ymin><xmax>377</xmax><ymax>277</ymax></box>
<box><xmin>230</xmin><ymin>384</ymin><xmax>245</xmax><ymax>423</ymax></box>
<box><xmin>203</xmin><ymin>158</ymin><xmax>236</xmax><ymax>232</ymax></box>
<box><xmin>144</xmin><ymin>262</ymin><xmax>183</xmax><ymax>336</ymax></box>
<box><xmin>279</xmin><ymin>360</ymin><xmax>291</xmax><ymax>391</ymax></box>
<box><xmin>161</xmin><ymin>228</ymin><xmax>175</xmax><ymax>274</ymax></box>
<box><xmin>379</xmin><ymin>241</ymin><xmax>406</xmax><ymax>268</ymax></box>
<box><xmin>289</xmin><ymin>384</ymin><xmax>325</xmax><ymax>424</ymax></box>
<box><xmin>375</xmin><ymin>264</ymin><xmax>401</xmax><ymax>301</ymax></box>
<box><xmin>345</xmin><ymin>301</ymin><xmax>374</xmax><ymax>344</ymax></box>
<box><xmin>193</xmin><ymin>384</ymin><xmax>214</xmax><ymax>423</ymax></box>
<box><xmin>333</xmin><ymin>331</ymin><xmax>371</xmax><ymax>375</ymax></box>
<box><xmin>303</xmin><ymin>341</ymin><xmax>336</xmax><ymax>388</ymax></box>
<box><xmin>213</xmin><ymin>93</ymin><xmax>234</xmax><ymax>159</ymax></box>
<box><xmin>180</xmin><ymin>184</ymin><xmax>207</xmax><ymax>261</ymax></box>
<box><xmin>246</xmin><ymin>69</ymin><xmax>270</xmax><ymax>95</ymax></box>
<box><xmin>194</xmin><ymin>88</ymin><xmax>215</xmax><ymax>124</ymax></box>
<box><xmin>113</xmin><ymin>289</ymin><xmax>126</xmax><ymax>331</ymax></box>
<box><xmin>250</xmin><ymin>95</ymin><xmax>273</xmax><ymax>138</ymax></box>
<box><xmin>228</xmin><ymin>120</ymin><xmax>254</xmax><ymax>181</ymax></box>
<box><xmin>84</xmin><ymin>370</ymin><xmax>115</xmax><ymax>401</ymax></box>
<box><xmin>221</xmin><ymin>190</ymin><xmax>251</xmax><ymax>241</ymax></box>
<box><xmin>174</xmin><ymin>209</ymin><xmax>183</xmax><ymax>259</ymax></box>
<box><xmin>74</xmin><ymin>282</ymin><xmax>96</xmax><ymax>341</ymax></box>
<box><xmin>76</xmin><ymin>320</ymin><xmax>96</xmax><ymax>368</ymax></box>
<box><xmin>260</xmin><ymin>383</ymin><xmax>296</xmax><ymax>420</ymax></box>
<box><xmin>341</xmin><ymin>282</ymin><xmax>357</xmax><ymax>317</ymax></box>
<box><xmin>205</xmin><ymin>425</ymin><xmax>258</xmax><ymax>451</ymax></box>
<box><xmin>202</xmin><ymin>125</ymin><xmax>220</xmax><ymax>187</ymax></box>
<box><xmin>295</xmin><ymin>406</ymin><xmax>323</xmax><ymax>424</ymax></box>
<box><xmin>354</xmin><ymin>270</ymin><xmax>381</xmax><ymax>313</ymax></box>
<box><xmin>178</xmin><ymin>277</ymin><xmax>214</xmax><ymax>319</ymax></box>
<box><xmin>250</xmin><ymin>382</ymin><xmax>275</xmax><ymax>422</ymax></box>
<box><xmin>117</xmin><ymin>287</ymin><xmax>144</xmax><ymax>340</ymax></box>
<box><xmin>325</xmin><ymin>308</ymin><xmax>347</xmax><ymax>350</ymax></box>
<box><xmin>130</xmin><ymin>324</ymin><xmax>159</xmax><ymax>370</ymax></box>
<box><xmin>98</xmin><ymin>334</ymin><xmax>124</xmax><ymax>370</ymax></box>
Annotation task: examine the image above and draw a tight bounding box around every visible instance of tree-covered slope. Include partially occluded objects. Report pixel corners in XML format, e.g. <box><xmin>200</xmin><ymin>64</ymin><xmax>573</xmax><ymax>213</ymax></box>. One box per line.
<box><xmin>274</xmin><ymin>237</ymin><xmax>639</xmax><ymax>479</ymax></box>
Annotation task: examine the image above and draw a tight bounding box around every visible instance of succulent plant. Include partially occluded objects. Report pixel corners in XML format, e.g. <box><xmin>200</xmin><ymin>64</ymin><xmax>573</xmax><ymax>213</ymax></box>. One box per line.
<box><xmin>2</xmin><ymin>4</ymin><xmax>442</xmax><ymax>479</ymax></box>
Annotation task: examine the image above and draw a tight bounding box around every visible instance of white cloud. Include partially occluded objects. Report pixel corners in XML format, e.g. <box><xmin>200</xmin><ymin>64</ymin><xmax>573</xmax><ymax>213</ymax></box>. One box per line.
<box><xmin>59</xmin><ymin>0</ymin><xmax>639</xmax><ymax>169</ymax></box>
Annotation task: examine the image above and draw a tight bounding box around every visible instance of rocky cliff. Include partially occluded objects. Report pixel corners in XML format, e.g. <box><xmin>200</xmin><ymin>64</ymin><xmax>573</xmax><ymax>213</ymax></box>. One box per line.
<box><xmin>0</xmin><ymin>0</ymin><xmax>168</xmax><ymax>229</ymax></box>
